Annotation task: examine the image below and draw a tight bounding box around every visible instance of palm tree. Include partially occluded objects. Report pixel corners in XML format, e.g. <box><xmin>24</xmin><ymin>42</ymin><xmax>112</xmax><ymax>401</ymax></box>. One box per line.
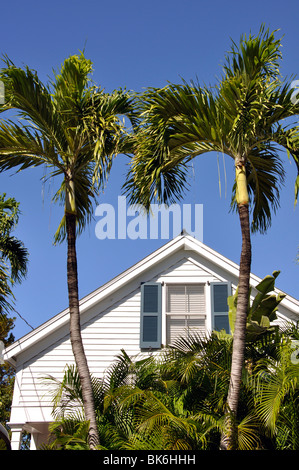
<box><xmin>0</xmin><ymin>53</ymin><xmax>136</xmax><ymax>448</ymax></box>
<box><xmin>124</xmin><ymin>27</ymin><xmax>299</xmax><ymax>449</ymax></box>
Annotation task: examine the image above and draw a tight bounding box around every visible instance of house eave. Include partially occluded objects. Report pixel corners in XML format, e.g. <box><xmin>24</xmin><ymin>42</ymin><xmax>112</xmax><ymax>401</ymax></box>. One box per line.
<box><xmin>4</xmin><ymin>233</ymin><xmax>299</xmax><ymax>361</ymax></box>
<box><xmin>4</xmin><ymin>235</ymin><xmax>187</xmax><ymax>359</ymax></box>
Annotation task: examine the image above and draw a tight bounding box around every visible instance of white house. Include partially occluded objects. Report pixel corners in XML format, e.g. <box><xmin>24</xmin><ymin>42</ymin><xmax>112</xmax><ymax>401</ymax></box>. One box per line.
<box><xmin>4</xmin><ymin>233</ymin><xmax>299</xmax><ymax>450</ymax></box>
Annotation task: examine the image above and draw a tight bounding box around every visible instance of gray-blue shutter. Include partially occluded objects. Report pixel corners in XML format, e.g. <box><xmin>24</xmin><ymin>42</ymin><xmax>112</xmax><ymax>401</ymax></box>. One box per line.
<box><xmin>140</xmin><ymin>282</ymin><xmax>162</xmax><ymax>349</ymax></box>
<box><xmin>210</xmin><ymin>282</ymin><xmax>231</xmax><ymax>333</ymax></box>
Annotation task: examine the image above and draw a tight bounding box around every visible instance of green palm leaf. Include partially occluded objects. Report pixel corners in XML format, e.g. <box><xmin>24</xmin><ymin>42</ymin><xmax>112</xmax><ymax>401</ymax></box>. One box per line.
<box><xmin>0</xmin><ymin>54</ymin><xmax>136</xmax><ymax>241</ymax></box>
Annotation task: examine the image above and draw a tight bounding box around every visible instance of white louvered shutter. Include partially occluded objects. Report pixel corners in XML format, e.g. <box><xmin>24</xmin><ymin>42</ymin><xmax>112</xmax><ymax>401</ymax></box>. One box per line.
<box><xmin>166</xmin><ymin>284</ymin><xmax>206</xmax><ymax>344</ymax></box>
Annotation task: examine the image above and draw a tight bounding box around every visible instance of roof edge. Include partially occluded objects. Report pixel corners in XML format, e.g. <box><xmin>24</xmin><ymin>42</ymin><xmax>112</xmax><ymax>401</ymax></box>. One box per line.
<box><xmin>4</xmin><ymin>233</ymin><xmax>299</xmax><ymax>358</ymax></box>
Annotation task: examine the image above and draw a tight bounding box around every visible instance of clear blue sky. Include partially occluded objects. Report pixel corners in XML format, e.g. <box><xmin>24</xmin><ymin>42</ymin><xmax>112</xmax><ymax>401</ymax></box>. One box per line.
<box><xmin>0</xmin><ymin>0</ymin><xmax>298</xmax><ymax>339</ymax></box>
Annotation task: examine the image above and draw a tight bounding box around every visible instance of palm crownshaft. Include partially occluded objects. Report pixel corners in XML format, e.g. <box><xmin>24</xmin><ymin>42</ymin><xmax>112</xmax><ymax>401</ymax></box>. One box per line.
<box><xmin>124</xmin><ymin>27</ymin><xmax>299</xmax><ymax>449</ymax></box>
<box><xmin>0</xmin><ymin>53</ymin><xmax>135</xmax><ymax>447</ymax></box>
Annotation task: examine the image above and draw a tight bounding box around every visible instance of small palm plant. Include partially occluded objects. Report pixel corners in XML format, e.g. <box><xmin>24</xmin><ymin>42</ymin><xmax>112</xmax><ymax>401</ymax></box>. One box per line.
<box><xmin>43</xmin><ymin>321</ymin><xmax>299</xmax><ymax>450</ymax></box>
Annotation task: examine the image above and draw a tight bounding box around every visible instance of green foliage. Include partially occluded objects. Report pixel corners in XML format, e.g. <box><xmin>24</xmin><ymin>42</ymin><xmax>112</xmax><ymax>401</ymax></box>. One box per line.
<box><xmin>41</xmin><ymin>316</ymin><xmax>299</xmax><ymax>451</ymax></box>
<box><xmin>0</xmin><ymin>322</ymin><xmax>15</xmax><ymax>425</ymax></box>
<box><xmin>250</xmin><ymin>336</ymin><xmax>299</xmax><ymax>449</ymax></box>
<box><xmin>41</xmin><ymin>419</ymin><xmax>96</xmax><ymax>450</ymax></box>
<box><xmin>228</xmin><ymin>271</ymin><xmax>285</xmax><ymax>341</ymax></box>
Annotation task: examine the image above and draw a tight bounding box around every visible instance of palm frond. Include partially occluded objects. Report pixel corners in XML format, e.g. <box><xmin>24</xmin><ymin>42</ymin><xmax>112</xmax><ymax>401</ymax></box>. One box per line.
<box><xmin>124</xmin><ymin>27</ymin><xmax>299</xmax><ymax>235</ymax></box>
<box><xmin>0</xmin><ymin>236</ymin><xmax>28</xmax><ymax>283</ymax></box>
<box><xmin>236</xmin><ymin>413</ymin><xmax>262</xmax><ymax>450</ymax></box>
<box><xmin>42</xmin><ymin>364</ymin><xmax>105</xmax><ymax>421</ymax></box>
<box><xmin>0</xmin><ymin>119</ymin><xmax>64</xmax><ymax>172</ymax></box>
<box><xmin>1</xmin><ymin>56</ymin><xmax>66</xmax><ymax>151</ymax></box>
<box><xmin>223</xmin><ymin>25</ymin><xmax>282</xmax><ymax>81</ymax></box>
<box><xmin>0</xmin><ymin>53</ymin><xmax>137</xmax><ymax>243</ymax></box>
<box><xmin>252</xmin><ymin>340</ymin><xmax>299</xmax><ymax>434</ymax></box>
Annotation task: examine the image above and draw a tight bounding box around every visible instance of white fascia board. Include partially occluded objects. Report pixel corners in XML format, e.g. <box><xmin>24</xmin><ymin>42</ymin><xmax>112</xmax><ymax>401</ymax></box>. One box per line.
<box><xmin>183</xmin><ymin>237</ymin><xmax>240</xmax><ymax>277</ymax></box>
<box><xmin>80</xmin><ymin>235</ymin><xmax>187</xmax><ymax>310</ymax></box>
<box><xmin>3</xmin><ymin>306</ymin><xmax>70</xmax><ymax>361</ymax></box>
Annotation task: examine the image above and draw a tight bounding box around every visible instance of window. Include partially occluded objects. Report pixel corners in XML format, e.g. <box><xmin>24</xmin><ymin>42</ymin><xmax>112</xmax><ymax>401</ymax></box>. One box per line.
<box><xmin>210</xmin><ymin>282</ymin><xmax>231</xmax><ymax>333</ymax></box>
<box><xmin>140</xmin><ymin>281</ymin><xmax>231</xmax><ymax>349</ymax></box>
<box><xmin>166</xmin><ymin>284</ymin><xmax>206</xmax><ymax>344</ymax></box>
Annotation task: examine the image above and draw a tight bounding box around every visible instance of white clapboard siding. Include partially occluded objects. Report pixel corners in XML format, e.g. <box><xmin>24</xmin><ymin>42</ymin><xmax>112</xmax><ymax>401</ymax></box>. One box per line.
<box><xmin>18</xmin><ymin>290</ymin><xmax>142</xmax><ymax>406</ymax></box>
<box><xmin>16</xmin><ymin>257</ymin><xmax>222</xmax><ymax>407</ymax></box>
<box><xmin>162</xmin><ymin>257</ymin><xmax>218</xmax><ymax>281</ymax></box>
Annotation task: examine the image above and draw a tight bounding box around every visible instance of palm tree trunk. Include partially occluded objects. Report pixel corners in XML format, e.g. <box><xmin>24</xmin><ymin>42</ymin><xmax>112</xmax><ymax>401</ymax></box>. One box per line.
<box><xmin>220</xmin><ymin>163</ymin><xmax>252</xmax><ymax>450</ymax></box>
<box><xmin>65</xmin><ymin>211</ymin><xmax>99</xmax><ymax>449</ymax></box>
